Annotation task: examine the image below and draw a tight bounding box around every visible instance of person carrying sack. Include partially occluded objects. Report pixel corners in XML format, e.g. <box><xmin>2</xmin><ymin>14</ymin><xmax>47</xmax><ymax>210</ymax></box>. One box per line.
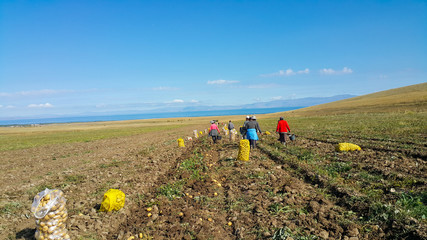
<box><xmin>228</xmin><ymin>120</ymin><xmax>235</xmax><ymax>140</ymax></box>
<box><xmin>276</xmin><ymin>117</ymin><xmax>291</xmax><ymax>146</ymax></box>
<box><xmin>227</xmin><ymin>120</ymin><xmax>234</xmax><ymax>132</ymax></box>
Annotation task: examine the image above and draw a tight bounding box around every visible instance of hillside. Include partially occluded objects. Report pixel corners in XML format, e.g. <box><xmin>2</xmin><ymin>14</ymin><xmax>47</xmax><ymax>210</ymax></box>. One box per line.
<box><xmin>279</xmin><ymin>82</ymin><xmax>427</xmax><ymax>116</ymax></box>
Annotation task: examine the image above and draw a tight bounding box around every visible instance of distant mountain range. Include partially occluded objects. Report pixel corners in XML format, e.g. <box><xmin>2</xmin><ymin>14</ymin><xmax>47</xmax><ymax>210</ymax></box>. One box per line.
<box><xmin>2</xmin><ymin>94</ymin><xmax>357</xmax><ymax>122</ymax></box>
<box><xmin>180</xmin><ymin>94</ymin><xmax>357</xmax><ymax>112</ymax></box>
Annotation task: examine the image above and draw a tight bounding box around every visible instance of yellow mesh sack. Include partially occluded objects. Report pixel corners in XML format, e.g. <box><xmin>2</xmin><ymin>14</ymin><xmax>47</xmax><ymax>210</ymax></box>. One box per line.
<box><xmin>238</xmin><ymin>139</ymin><xmax>250</xmax><ymax>161</ymax></box>
<box><xmin>100</xmin><ymin>189</ymin><xmax>125</xmax><ymax>212</ymax></box>
<box><xmin>178</xmin><ymin>138</ymin><xmax>185</xmax><ymax>147</ymax></box>
<box><xmin>335</xmin><ymin>143</ymin><xmax>361</xmax><ymax>152</ymax></box>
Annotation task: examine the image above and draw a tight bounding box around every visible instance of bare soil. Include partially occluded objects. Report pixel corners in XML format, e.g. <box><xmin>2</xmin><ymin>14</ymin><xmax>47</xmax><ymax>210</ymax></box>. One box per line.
<box><xmin>1</xmin><ymin>124</ymin><xmax>425</xmax><ymax>240</ymax></box>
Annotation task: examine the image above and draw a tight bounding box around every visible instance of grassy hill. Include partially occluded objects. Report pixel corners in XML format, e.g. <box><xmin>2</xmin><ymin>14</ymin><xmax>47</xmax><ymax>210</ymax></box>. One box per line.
<box><xmin>275</xmin><ymin>82</ymin><xmax>427</xmax><ymax>117</ymax></box>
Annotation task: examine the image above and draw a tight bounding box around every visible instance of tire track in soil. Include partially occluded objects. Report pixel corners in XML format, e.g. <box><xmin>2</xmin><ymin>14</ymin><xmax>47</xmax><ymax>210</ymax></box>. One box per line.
<box><xmin>109</xmin><ymin>137</ymin><xmax>386</xmax><ymax>240</ymax></box>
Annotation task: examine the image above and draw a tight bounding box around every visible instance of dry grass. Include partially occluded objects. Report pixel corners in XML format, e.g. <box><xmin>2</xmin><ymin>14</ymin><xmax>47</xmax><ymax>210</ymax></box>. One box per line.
<box><xmin>264</xmin><ymin>82</ymin><xmax>427</xmax><ymax>118</ymax></box>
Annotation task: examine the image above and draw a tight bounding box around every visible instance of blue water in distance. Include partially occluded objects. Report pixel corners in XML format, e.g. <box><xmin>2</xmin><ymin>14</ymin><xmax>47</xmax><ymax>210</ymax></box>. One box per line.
<box><xmin>0</xmin><ymin>107</ymin><xmax>302</xmax><ymax>126</ymax></box>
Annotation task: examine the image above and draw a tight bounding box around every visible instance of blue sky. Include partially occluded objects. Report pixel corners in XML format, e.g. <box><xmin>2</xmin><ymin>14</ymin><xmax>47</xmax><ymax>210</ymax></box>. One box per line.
<box><xmin>1</xmin><ymin>0</ymin><xmax>426</xmax><ymax>119</ymax></box>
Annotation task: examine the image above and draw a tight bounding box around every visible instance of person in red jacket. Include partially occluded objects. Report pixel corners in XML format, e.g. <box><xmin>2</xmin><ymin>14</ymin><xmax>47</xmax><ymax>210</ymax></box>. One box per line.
<box><xmin>276</xmin><ymin>117</ymin><xmax>291</xmax><ymax>145</ymax></box>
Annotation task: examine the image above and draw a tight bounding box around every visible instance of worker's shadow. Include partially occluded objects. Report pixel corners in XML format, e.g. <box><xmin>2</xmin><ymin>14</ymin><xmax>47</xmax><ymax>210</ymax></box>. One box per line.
<box><xmin>16</xmin><ymin>228</ymin><xmax>36</xmax><ymax>240</ymax></box>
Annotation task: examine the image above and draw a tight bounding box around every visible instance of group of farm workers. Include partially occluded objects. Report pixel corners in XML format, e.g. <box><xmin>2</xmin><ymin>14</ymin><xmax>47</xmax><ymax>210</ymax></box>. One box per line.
<box><xmin>208</xmin><ymin>115</ymin><xmax>291</xmax><ymax>149</ymax></box>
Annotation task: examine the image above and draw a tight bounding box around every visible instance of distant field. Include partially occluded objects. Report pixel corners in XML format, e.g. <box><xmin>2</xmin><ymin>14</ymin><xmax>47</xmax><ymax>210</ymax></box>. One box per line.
<box><xmin>0</xmin><ymin>116</ymin><xmax>236</xmax><ymax>152</ymax></box>
<box><xmin>0</xmin><ymin>123</ymin><xmax>185</xmax><ymax>152</ymax></box>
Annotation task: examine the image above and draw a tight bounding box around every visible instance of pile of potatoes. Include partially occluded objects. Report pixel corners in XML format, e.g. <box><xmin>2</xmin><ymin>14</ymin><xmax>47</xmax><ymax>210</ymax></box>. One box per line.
<box><xmin>31</xmin><ymin>189</ymin><xmax>70</xmax><ymax>240</ymax></box>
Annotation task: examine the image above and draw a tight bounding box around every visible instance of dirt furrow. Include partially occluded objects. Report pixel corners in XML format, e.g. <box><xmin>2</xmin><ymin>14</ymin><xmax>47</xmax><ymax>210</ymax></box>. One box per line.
<box><xmin>301</xmin><ymin>135</ymin><xmax>426</xmax><ymax>160</ymax></box>
<box><xmin>108</xmin><ymin>136</ymin><xmax>387</xmax><ymax>239</ymax></box>
<box><xmin>257</xmin><ymin>136</ymin><xmax>426</xmax><ymax>240</ymax></box>
<box><xmin>1</xmin><ymin>126</ymin><xmax>198</xmax><ymax>239</ymax></box>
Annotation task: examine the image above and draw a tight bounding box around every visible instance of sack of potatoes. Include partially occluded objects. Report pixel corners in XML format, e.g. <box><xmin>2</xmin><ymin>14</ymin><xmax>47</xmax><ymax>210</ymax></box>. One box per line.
<box><xmin>31</xmin><ymin>188</ymin><xmax>70</xmax><ymax>240</ymax></box>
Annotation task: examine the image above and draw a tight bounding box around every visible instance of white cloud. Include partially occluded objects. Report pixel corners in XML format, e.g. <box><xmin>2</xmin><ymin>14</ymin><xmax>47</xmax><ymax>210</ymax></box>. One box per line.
<box><xmin>320</xmin><ymin>67</ymin><xmax>353</xmax><ymax>75</ymax></box>
<box><xmin>96</xmin><ymin>104</ymin><xmax>107</xmax><ymax>108</ymax></box>
<box><xmin>0</xmin><ymin>105</ymin><xmax>2</xmax><ymax>108</ymax></box>
<box><xmin>152</xmin><ymin>86</ymin><xmax>179</xmax><ymax>91</ymax></box>
<box><xmin>28</xmin><ymin>103</ymin><xmax>53</xmax><ymax>108</ymax></box>
<box><xmin>320</xmin><ymin>68</ymin><xmax>336</xmax><ymax>74</ymax></box>
<box><xmin>247</xmin><ymin>83</ymin><xmax>278</xmax><ymax>89</ymax></box>
<box><xmin>207</xmin><ymin>79</ymin><xmax>239</xmax><ymax>85</ymax></box>
<box><xmin>190</xmin><ymin>99</ymin><xmax>199</xmax><ymax>103</ymax></box>
<box><xmin>342</xmin><ymin>67</ymin><xmax>353</xmax><ymax>74</ymax></box>
<box><xmin>0</xmin><ymin>92</ymin><xmax>14</xmax><ymax>97</ymax></box>
<box><xmin>283</xmin><ymin>69</ymin><xmax>295</xmax><ymax>76</ymax></box>
<box><xmin>0</xmin><ymin>89</ymin><xmax>74</xmax><ymax>97</ymax></box>
<box><xmin>6</xmin><ymin>105</ymin><xmax>15</xmax><ymax>109</ymax></box>
<box><xmin>261</xmin><ymin>68</ymin><xmax>310</xmax><ymax>77</ymax></box>
<box><xmin>271</xmin><ymin>96</ymin><xmax>283</xmax><ymax>100</ymax></box>
<box><xmin>297</xmin><ymin>68</ymin><xmax>310</xmax><ymax>74</ymax></box>
<box><xmin>21</xmin><ymin>89</ymin><xmax>61</xmax><ymax>96</ymax></box>
<box><xmin>172</xmin><ymin>99</ymin><xmax>184</xmax><ymax>103</ymax></box>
